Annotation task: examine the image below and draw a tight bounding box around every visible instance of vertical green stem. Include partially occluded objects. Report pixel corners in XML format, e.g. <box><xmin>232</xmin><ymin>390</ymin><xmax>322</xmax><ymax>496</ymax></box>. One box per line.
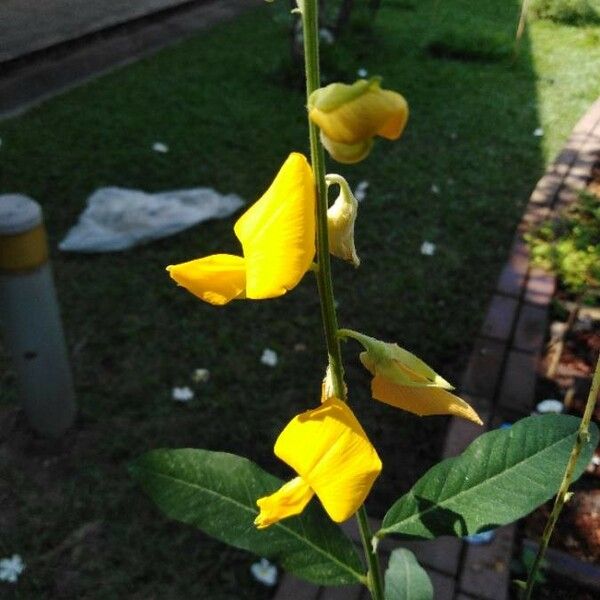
<box><xmin>523</xmin><ymin>354</ymin><xmax>600</xmax><ymax>599</ymax></box>
<box><xmin>300</xmin><ymin>0</ymin><xmax>345</xmax><ymax>400</ymax></box>
<box><xmin>300</xmin><ymin>3</ymin><xmax>384</xmax><ymax>598</ymax></box>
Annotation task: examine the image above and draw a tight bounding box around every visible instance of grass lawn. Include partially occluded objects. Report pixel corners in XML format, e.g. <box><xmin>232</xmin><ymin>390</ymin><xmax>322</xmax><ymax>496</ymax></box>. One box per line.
<box><xmin>1</xmin><ymin>0</ymin><xmax>599</xmax><ymax>597</ymax></box>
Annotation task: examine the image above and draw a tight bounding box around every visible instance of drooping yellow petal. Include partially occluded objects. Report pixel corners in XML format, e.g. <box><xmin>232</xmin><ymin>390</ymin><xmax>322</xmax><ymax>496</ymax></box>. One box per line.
<box><xmin>234</xmin><ymin>153</ymin><xmax>316</xmax><ymax>299</ymax></box>
<box><xmin>320</xmin><ymin>133</ymin><xmax>373</xmax><ymax>165</ymax></box>
<box><xmin>166</xmin><ymin>254</ymin><xmax>246</xmax><ymax>306</ymax></box>
<box><xmin>309</xmin><ymin>79</ymin><xmax>409</xmax><ymax>145</ymax></box>
<box><xmin>371</xmin><ymin>374</ymin><xmax>483</xmax><ymax>425</ymax></box>
<box><xmin>326</xmin><ymin>174</ymin><xmax>360</xmax><ymax>267</ymax></box>
<box><xmin>255</xmin><ymin>476</ymin><xmax>314</xmax><ymax>529</ymax></box>
<box><xmin>274</xmin><ymin>398</ymin><xmax>382</xmax><ymax>523</ymax></box>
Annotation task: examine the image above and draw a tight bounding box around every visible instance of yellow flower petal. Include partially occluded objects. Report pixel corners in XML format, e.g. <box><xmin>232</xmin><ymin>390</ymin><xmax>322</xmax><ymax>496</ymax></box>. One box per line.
<box><xmin>255</xmin><ymin>476</ymin><xmax>314</xmax><ymax>529</ymax></box>
<box><xmin>371</xmin><ymin>374</ymin><xmax>483</xmax><ymax>425</ymax></box>
<box><xmin>234</xmin><ymin>153</ymin><xmax>316</xmax><ymax>299</ymax></box>
<box><xmin>274</xmin><ymin>398</ymin><xmax>382</xmax><ymax>523</ymax></box>
<box><xmin>166</xmin><ymin>254</ymin><xmax>246</xmax><ymax>306</ymax></box>
<box><xmin>326</xmin><ymin>174</ymin><xmax>360</xmax><ymax>267</ymax></box>
<box><xmin>320</xmin><ymin>133</ymin><xmax>373</xmax><ymax>165</ymax></box>
<box><xmin>309</xmin><ymin>79</ymin><xmax>409</xmax><ymax>145</ymax></box>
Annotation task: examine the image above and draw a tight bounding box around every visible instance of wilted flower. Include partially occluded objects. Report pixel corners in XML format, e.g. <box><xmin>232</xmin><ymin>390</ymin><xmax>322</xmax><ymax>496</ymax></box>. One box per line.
<box><xmin>339</xmin><ymin>329</ymin><xmax>482</xmax><ymax>424</ymax></box>
<box><xmin>326</xmin><ymin>174</ymin><xmax>360</xmax><ymax>267</ymax></box>
<box><xmin>308</xmin><ymin>78</ymin><xmax>408</xmax><ymax>163</ymax></box>
<box><xmin>167</xmin><ymin>153</ymin><xmax>315</xmax><ymax>305</ymax></box>
<box><xmin>254</xmin><ymin>398</ymin><xmax>381</xmax><ymax>528</ymax></box>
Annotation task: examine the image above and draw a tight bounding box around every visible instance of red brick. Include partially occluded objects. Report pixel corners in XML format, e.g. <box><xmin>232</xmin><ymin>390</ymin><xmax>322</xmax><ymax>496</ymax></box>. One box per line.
<box><xmin>459</xmin><ymin>524</ymin><xmax>515</xmax><ymax>600</ymax></box>
<box><xmin>496</xmin><ymin>239</ymin><xmax>529</xmax><ymax>297</ymax></box>
<box><xmin>480</xmin><ymin>295</ymin><xmax>518</xmax><ymax>341</ymax></box>
<box><xmin>461</xmin><ymin>338</ymin><xmax>506</xmax><ymax>399</ymax></box>
<box><xmin>497</xmin><ymin>350</ymin><xmax>538</xmax><ymax>415</ymax></box>
<box><xmin>274</xmin><ymin>575</ymin><xmax>320</xmax><ymax>600</ymax></box>
<box><xmin>529</xmin><ymin>172</ymin><xmax>561</xmax><ymax>206</ymax></box>
<box><xmin>524</xmin><ymin>268</ymin><xmax>555</xmax><ymax>307</ymax></box>
<box><xmin>512</xmin><ymin>303</ymin><xmax>548</xmax><ymax>353</ymax></box>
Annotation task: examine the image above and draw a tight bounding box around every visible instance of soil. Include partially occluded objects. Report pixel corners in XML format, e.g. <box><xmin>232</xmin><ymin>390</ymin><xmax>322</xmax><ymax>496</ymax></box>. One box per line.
<box><xmin>518</xmin><ymin>161</ymin><xmax>600</xmax><ymax>589</ymax></box>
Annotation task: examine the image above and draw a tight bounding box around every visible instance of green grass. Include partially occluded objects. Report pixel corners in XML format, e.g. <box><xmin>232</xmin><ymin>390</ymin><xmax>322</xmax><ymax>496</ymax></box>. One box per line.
<box><xmin>1</xmin><ymin>1</ymin><xmax>599</xmax><ymax>597</ymax></box>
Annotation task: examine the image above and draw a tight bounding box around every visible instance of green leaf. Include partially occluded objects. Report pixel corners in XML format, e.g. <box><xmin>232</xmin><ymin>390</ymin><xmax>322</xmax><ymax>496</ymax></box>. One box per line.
<box><xmin>378</xmin><ymin>415</ymin><xmax>599</xmax><ymax>539</ymax></box>
<box><xmin>384</xmin><ymin>549</ymin><xmax>434</xmax><ymax>600</ymax></box>
<box><xmin>130</xmin><ymin>449</ymin><xmax>364</xmax><ymax>585</ymax></box>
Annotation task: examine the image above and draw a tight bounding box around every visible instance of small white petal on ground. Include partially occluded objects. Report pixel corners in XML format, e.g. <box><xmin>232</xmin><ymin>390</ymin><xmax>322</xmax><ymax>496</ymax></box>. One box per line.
<box><xmin>250</xmin><ymin>558</ymin><xmax>278</xmax><ymax>587</ymax></box>
<box><xmin>319</xmin><ymin>28</ymin><xmax>335</xmax><ymax>44</ymax></box>
<box><xmin>172</xmin><ymin>386</ymin><xmax>194</xmax><ymax>402</ymax></box>
<box><xmin>431</xmin><ymin>183</ymin><xmax>440</xmax><ymax>194</ymax></box>
<box><xmin>354</xmin><ymin>180</ymin><xmax>369</xmax><ymax>202</ymax></box>
<box><xmin>152</xmin><ymin>142</ymin><xmax>169</xmax><ymax>153</ymax></box>
<box><xmin>0</xmin><ymin>554</ymin><xmax>25</xmax><ymax>584</ymax></box>
<box><xmin>192</xmin><ymin>368</ymin><xmax>210</xmax><ymax>383</ymax></box>
<box><xmin>357</xmin><ymin>67</ymin><xmax>368</xmax><ymax>77</ymax></box>
<box><xmin>420</xmin><ymin>241</ymin><xmax>436</xmax><ymax>256</ymax></box>
<box><xmin>260</xmin><ymin>348</ymin><xmax>278</xmax><ymax>367</ymax></box>
<box><xmin>533</xmin><ymin>127</ymin><xmax>544</xmax><ymax>137</ymax></box>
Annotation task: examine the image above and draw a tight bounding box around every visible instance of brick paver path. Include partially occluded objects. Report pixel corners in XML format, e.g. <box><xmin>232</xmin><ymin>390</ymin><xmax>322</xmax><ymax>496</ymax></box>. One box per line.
<box><xmin>273</xmin><ymin>98</ymin><xmax>600</xmax><ymax>599</ymax></box>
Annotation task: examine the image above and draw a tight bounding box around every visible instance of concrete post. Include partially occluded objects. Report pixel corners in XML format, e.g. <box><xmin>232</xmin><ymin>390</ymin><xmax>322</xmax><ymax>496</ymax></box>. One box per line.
<box><xmin>0</xmin><ymin>194</ymin><xmax>76</xmax><ymax>436</ymax></box>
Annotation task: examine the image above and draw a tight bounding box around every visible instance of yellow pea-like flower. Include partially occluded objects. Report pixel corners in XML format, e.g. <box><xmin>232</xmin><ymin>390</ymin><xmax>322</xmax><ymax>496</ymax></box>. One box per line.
<box><xmin>167</xmin><ymin>153</ymin><xmax>315</xmax><ymax>305</ymax></box>
<box><xmin>339</xmin><ymin>329</ymin><xmax>483</xmax><ymax>425</ymax></box>
<box><xmin>309</xmin><ymin>78</ymin><xmax>408</xmax><ymax>164</ymax></box>
<box><xmin>254</xmin><ymin>398</ymin><xmax>382</xmax><ymax>529</ymax></box>
<box><xmin>326</xmin><ymin>174</ymin><xmax>360</xmax><ymax>268</ymax></box>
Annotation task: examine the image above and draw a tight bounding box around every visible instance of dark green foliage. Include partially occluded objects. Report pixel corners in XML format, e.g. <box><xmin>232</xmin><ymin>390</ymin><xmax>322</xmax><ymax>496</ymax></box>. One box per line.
<box><xmin>529</xmin><ymin>0</ymin><xmax>600</xmax><ymax>25</ymax></box>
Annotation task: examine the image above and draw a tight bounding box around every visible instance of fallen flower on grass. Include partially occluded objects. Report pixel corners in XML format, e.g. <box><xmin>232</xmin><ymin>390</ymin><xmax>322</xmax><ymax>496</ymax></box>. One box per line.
<box><xmin>0</xmin><ymin>555</ymin><xmax>25</xmax><ymax>584</ymax></box>
<box><xmin>357</xmin><ymin>67</ymin><xmax>368</xmax><ymax>77</ymax></box>
<box><xmin>354</xmin><ymin>180</ymin><xmax>369</xmax><ymax>202</ymax></box>
<box><xmin>152</xmin><ymin>142</ymin><xmax>169</xmax><ymax>153</ymax></box>
<box><xmin>192</xmin><ymin>368</ymin><xmax>210</xmax><ymax>383</ymax></box>
<box><xmin>431</xmin><ymin>183</ymin><xmax>440</xmax><ymax>194</ymax></box>
<box><xmin>250</xmin><ymin>558</ymin><xmax>278</xmax><ymax>587</ymax></box>
<box><xmin>420</xmin><ymin>241</ymin><xmax>436</xmax><ymax>256</ymax></box>
<box><xmin>260</xmin><ymin>348</ymin><xmax>278</xmax><ymax>367</ymax></box>
<box><xmin>533</xmin><ymin>127</ymin><xmax>544</xmax><ymax>137</ymax></box>
<box><xmin>172</xmin><ymin>386</ymin><xmax>194</xmax><ymax>402</ymax></box>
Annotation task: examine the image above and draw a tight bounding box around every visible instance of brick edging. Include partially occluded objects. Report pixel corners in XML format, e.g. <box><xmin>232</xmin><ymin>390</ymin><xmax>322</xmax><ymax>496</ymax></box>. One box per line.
<box><xmin>273</xmin><ymin>96</ymin><xmax>600</xmax><ymax>600</ymax></box>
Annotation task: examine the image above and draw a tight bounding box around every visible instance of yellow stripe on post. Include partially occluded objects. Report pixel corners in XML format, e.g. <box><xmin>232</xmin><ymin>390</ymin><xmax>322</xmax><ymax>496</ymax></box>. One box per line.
<box><xmin>0</xmin><ymin>225</ymin><xmax>48</xmax><ymax>271</ymax></box>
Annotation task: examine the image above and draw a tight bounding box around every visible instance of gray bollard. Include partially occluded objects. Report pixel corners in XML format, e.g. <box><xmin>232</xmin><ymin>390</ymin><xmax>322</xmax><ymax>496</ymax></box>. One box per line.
<box><xmin>0</xmin><ymin>194</ymin><xmax>76</xmax><ymax>437</ymax></box>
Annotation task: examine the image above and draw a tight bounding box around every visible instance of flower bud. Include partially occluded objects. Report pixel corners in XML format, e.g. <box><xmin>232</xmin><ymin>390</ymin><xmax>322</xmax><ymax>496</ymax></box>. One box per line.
<box><xmin>326</xmin><ymin>174</ymin><xmax>360</xmax><ymax>267</ymax></box>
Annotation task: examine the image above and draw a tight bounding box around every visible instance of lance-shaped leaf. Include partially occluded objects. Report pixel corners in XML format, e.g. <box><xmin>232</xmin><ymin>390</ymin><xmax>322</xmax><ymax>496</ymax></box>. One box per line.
<box><xmin>384</xmin><ymin>549</ymin><xmax>434</xmax><ymax>600</ymax></box>
<box><xmin>378</xmin><ymin>415</ymin><xmax>599</xmax><ymax>540</ymax></box>
<box><xmin>130</xmin><ymin>449</ymin><xmax>365</xmax><ymax>585</ymax></box>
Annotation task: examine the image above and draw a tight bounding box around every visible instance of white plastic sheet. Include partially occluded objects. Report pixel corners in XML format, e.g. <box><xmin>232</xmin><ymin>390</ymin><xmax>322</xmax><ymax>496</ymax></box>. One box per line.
<box><xmin>59</xmin><ymin>187</ymin><xmax>245</xmax><ymax>252</ymax></box>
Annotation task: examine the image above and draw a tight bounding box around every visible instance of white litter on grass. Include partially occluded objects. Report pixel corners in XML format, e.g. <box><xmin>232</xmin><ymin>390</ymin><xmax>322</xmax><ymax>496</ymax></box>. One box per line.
<box><xmin>0</xmin><ymin>555</ymin><xmax>25</xmax><ymax>584</ymax></box>
<box><xmin>592</xmin><ymin>455</ymin><xmax>600</xmax><ymax>467</ymax></box>
<box><xmin>60</xmin><ymin>187</ymin><xmax>244</xmax><ymax>252</ymax></box>
<box><xmin>260</xmin><ymin>348</ymin><xmax>278</xmax><ymax>367</ymax></box>
<box><xmin>250</xmin><ymin>558</ymin><xmax>278</xmax><ymax>587</ymax></box>
<box><xmin>533</xmin><ymin>127</ymin><xmax>544</xmax><ymax>137</ymax></box>
<box><xmin>152</xmin><ymin>142</ymin><xmax>169</xmax><ymax>153</ymax></box>
<box><xmin>319</xmin><ymin>28</ymin><xmax>335</xmax><ymax>44</ymax></box>
<box><xmin>431</xmin><ymin>183</ymin><xmax>440</xmax><ymax>194</ymax></box>
<box><xmin>420</xmin><ymin>241</ymin><xmax>436</xmax><ymax>256</ymax></box>
<box><xmin>354</xmin><ymin>180</ymin><xmax>369</xmax><ymax>202</ymax></box>
<box><xmin>172</xmin><ymin>386</ymin><xmax>194</xmax><ymax>402</ymax></box>
<box><xmin>192</xmin><ymin>368</ymin><xmax>210</xmax><ymax>383</ymax></box>
<box><xmin>357</xmin><ymin>67</ymin><xmax>368</xmax><ymax>77</ymax></box>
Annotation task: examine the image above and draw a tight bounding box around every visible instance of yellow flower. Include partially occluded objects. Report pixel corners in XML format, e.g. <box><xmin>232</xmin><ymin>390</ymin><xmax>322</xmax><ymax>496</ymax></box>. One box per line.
<box><xmin>309</xmin><ymin>78</ymin><xmax>408</xmax><ymax>164</ymax></box>
<box><xmin>339</xmin><ymin>329</ymin><xmax>482</xmax><ymax>425</ymax></box>
<box><xmin>254</xmin><ymin>398</ymin><xmax>382</xmax><ymax>529</ymax></box>
<box><xmin>167</xmin><ymin>153</ymin><xmax>315</xmax><ymax>305</ymax></box>
<box><xmin>326</xmin><ymin>174</ymin><xmax>360</xmax><ymax>267</ymax></box>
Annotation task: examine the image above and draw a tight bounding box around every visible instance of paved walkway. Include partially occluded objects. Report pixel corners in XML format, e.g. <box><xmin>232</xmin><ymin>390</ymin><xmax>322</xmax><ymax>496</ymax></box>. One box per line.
<box><xmin>0</xmin><ymin>0</ymin><xmax>193</xmax><ymax>62</ymax></box>
<box><xmin>274</xmin><ymin>98</ymin><xmax>600</xmax><ymax>600</ymax></box>
<box><xmin>0</xmin><ymin>0</ymin><xmax>261</xmax><ymax>118</ymax></box>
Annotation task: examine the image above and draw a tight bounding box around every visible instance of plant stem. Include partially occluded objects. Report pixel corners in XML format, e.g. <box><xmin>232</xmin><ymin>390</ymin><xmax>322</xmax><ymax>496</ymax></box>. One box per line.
<box><xmin>357</xmin><ymin>506</ymin><xmax>385</xmax><ymax>600</ymax></box>
<box><xmin>300</xmin><ymin>0</ymin><xmax>345</xmax><ymax>399</ymax></box>
<box><xmin>523</xmin><ymin>353</ymin><xmax>600</xmax><ymax>599</ymax></box>
<box><xmin>300</xmin><ymin>3</ymin><xmax>384</xmax><ymax>598</ymax></box>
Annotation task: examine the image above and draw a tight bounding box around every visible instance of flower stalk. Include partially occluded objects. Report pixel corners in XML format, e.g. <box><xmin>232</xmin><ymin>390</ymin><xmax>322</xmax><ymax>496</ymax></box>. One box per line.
<box><xmin>523</xmin><ymin>353</ymin><xmax>600</xmax><ymax>599</ymax></box>
<box><xmin>300</xmin><ymin>2</ymin><xmax>384</xmax><ymax>598</ymax></box>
